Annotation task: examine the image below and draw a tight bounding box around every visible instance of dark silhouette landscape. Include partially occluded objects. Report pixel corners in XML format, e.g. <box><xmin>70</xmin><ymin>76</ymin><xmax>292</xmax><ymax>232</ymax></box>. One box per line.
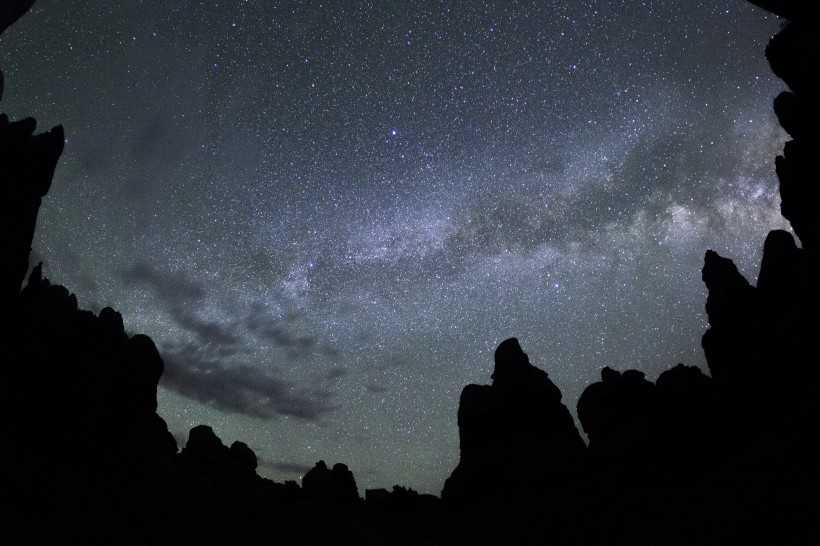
<box><xmin>1</xmin><ymin>1</ymin><xmax>819</xmax><ymax>544</ymax></box>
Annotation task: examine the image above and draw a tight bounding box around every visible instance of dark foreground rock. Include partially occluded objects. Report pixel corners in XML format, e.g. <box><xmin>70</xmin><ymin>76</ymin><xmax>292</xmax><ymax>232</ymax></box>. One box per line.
<box><xmin>442</xmin><ymin>338</ymin><xmax>585</xmax><ymax>506</ymax></box>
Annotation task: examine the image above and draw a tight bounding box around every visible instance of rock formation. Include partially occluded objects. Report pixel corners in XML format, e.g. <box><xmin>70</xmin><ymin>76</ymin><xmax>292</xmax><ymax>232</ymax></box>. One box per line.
<box><xmin>302</xmin><ymin>460</ymin><xmax>361</xmax><ymax>504</ymax></box>
<box><xmin>0</xmin><ymin>0</ymin><xmax>34</xmax><ymax>35</ymax></box>
<box><xmin>4</xmin><ymin>260</ymin><xmax>181</xmax><ymax>543</ymax></box>
<box><xmin>577</xmin><ymin>367</ymin><xmax>657</xmax><ymax>459</ymax></box>
<box><xmin>760</xmin><ymin>3</ymin><xmax>820</xmax><ymax>251</ymax></box>
<box><xmin>0</xmin><ymin>116</ymin><xmax>64</xmax><ymax>329</ymax></box>
<box><xmin>442</xmin><ymin>338</ymin><xmax>585</xmax><ymax>504</ymax></box>
<box><xmin>700</xmin><ymin>249</ymin><xmax>766</xmax><ymax>387</ymax></box>
<box><xmin>694</xmin><ymin>3</ymin><xmax>820</xmax><ymax>539</ymax></box>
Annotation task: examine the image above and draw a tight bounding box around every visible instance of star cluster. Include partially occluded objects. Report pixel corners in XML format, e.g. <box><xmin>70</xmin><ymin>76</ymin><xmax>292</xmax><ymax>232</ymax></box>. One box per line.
<box><xmin>0</xmin><ymin>1</ymin><xmax>789</xmax><ymax>493</ymax></box>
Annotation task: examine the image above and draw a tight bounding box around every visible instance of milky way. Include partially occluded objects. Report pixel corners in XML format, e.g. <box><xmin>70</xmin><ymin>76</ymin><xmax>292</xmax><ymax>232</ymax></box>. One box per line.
<box><xmin>0</xmin><ymin>1</ymin><xmax>789</xmax><ymax>493</ymax></box>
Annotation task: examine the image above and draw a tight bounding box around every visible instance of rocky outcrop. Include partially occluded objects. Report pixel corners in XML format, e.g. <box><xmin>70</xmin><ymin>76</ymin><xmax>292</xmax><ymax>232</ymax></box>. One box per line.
<box><xmin>3</xmin><ymin>262</ymin><xmax>181</xmax><ymax>543</ymax></box>
<box><xmin>302</xmin><ymin>460</ymin><xmax>360</xmax><ymax>503</ymax></box>
<box><xmin>577</xmin><ymin>364</ymin><xmax>720</xmax><ymax>531</ymax></box>
<box><xmin>442</xmin><ymin>338</ymin><xmax>585</xmax><ymax>504</ymax></box>
<box><xmin>0</xmin><ymin>116</ymin><xmax>64</xmax><ymax>328</ymax></box>
<box><xmin>578</xmin><ymin>362</ymin><xmax>718</xmax><ymax>468</ymax></box>
<box><xmin>699</xmin><ymin>0</ymin><xmax>820</xmax><ymax>423</ymax></box>
<box><xmin>688</xmin><ymin>7</ymin><xmax>820</xmax><ymax>539</ymax></box>
<box><xmin>577</xmin><ymin>367</ymin><xmax>656</xmax><ymax>459</ymax></box>
<box><xmin>0</xmin><ymin>0</ymin><xmax>34</xmax><ymax>35</ymax></box>
<box><xmin>177</xmin><ymin>424</ymin><xmax>269</xmax><ymax>514</ymax></box>
<box><xmin>696</xmin><ymin>239</ymin><xmax>820</xmax><ymax>543</ymax></box>
<box><xmin>750</xmin><ymin>1</ymin><xmax>820</xmax><ymax>251</ymax></box>
<box><xmin>654</xmin><ymin>363</ymin><xmax>717</xmax><ymax>445</ymax></box>
<box><xmin>700</xmin><ymin>249</ymin><xmax>765</xmax><ymax>387</ymax></box>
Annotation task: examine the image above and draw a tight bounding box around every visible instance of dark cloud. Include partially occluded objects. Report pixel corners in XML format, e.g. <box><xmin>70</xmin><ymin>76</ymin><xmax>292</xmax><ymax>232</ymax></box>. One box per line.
<box><xmin>258</xmin><ymin>325</ymin><xmax>315</xmax><ymax>352</ymax></box>
<box><xmin>246</xmin><ymin>301</ymin><xmax>339</xmax><ymax>361</ymax></box>
<box><xmin>260</xmin><ymin>460</ymin><xmax>314</xmax><ymax>475</ymax></box>
<box><xmin>122</xmin><ymin>264</ymin><xmax>338</xmax><ymax>359</ymax></box>
<box><xmin>121</xmin><ymin>263</ymin><xmax>338</xmax><ymax>420</ymax></box>
<box><xmin>121</xmin><ymin>261</ymin><xmax>206</xmax><ymax>305</ymax></box>
<box><xmin>320</xmin><ymin>346</ymin><xmax>341</xmax><ymax>359</ymax></box>
<box><xmin>366</xmin><ymin>383</ymin><xmax>388</xmax><ymax>394</ymax></box>
<box><xmin>121</xmin><ymin>261</ymin><xmax>239</xmax><ymax>347</ymax></box>
<box><xmin>445</xmin><ymin>195</ymin><xmax>569</xmax><ymax>255</ymax></box>
<box><xmin>325</xmin><ymin>367</ymin><xmax>347</xmax><ymax>381</ymax></box>
<box><xmin>125</xmin><ymin>116</ymin><xmax>190</xmax><ymax>201</ymax></box>
<box><xmin>161</xmin><ymin>342</ymin><xmax>336</xmax><ymax>420</ymax></box>
<box><xmin>172</xmin><ymin>310</ymin><xmax>240</xmax><ymax>347</ymax></box>
<box><xmin>130</xmin><ymin>117</ymin><xmax>182</xmax><ymax>165</ymax></box>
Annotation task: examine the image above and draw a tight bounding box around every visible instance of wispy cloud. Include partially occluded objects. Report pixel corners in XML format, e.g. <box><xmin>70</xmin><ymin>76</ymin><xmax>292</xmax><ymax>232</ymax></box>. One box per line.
<box><xmin>162</xmin><ymin>342</ymin><xmax>337</xmax><ymax>420</ymax></box>
<box><xmin>121</xmin><ymin>261</ymin><xmax>206</xmax><ymax>304</ymax></box>
<box><xmin>260</xmin><ymin>460</ymin><xmax>314</xmax><ymax>476</ymax></box>
<box><xmin>121</xmin><ymin>262</ymin><xmax>341</xmax><ymax>420</ymax></box>
<box><xmin>246</xmin><ymin>301</ymin><xmax>340</xmax><ymax>360</ymax></box>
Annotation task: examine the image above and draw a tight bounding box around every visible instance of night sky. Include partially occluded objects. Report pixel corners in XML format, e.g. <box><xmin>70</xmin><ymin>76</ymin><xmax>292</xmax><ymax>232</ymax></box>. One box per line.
<box><xmin>1</xmin><ymin>1</ymin><xmax>789</xmax><ymax>494</ymax></box>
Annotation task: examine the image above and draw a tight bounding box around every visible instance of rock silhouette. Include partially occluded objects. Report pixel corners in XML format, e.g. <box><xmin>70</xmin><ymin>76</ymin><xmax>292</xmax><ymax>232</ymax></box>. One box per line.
<box><xmin>442</xmin><ymin>338</ymin><xmax>585</xmax><ymax>506</ymax></box>
<box><xmin>691</xmin><ymin>5</ymin><xmax>820</xmax><ymax>534</ymax></box>
<box><xmin>302</xmin><ymin>460</ymin><xmax>360</xmax><ymax>504</ymax></box>
<box><xmin>700</xmin><ymin>249</ymin><xmax>766</xmax><ymax>387</ymax></box>
<box><xmin>767</xmin><ymin>22</ymin><xmax>820</xmax><ymax>251</ymax></box>
<box><xmin>0</xmin><ymin>0</ymin><xmax>34</xmax><ymax>35</ymax></box>
<box><xmin>0</xmin><ymin>116</ymin><xmax>64</xmax><ymax>327</ymax></box>
<box><xmin>578</xmin><ymin>367</ymin><xmax>657</xmax><ymax>459</ymax></box>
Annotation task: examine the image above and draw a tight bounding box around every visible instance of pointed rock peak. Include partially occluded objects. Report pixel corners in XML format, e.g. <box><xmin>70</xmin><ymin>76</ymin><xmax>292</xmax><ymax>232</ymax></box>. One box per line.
<box><xmin>491</xmin><ymin>337</ymin><xmax>531</xmax><ymax>381</ymax></box>
<box><xmin>702</xmin><ymin>249</ymin><xmax>752</xmax><ymax>291</ymax></box>
<box><xmin>27</xmin><ymin>261</ymin><xmax>43</xmax><ymax>286</ymax></box>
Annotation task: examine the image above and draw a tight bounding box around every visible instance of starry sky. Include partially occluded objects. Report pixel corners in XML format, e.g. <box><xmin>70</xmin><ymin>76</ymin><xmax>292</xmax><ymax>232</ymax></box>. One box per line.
<box><xmin>1</xmin><ymin>0</ymin><xmax>790</xmax><ymax>494</ymax></box>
